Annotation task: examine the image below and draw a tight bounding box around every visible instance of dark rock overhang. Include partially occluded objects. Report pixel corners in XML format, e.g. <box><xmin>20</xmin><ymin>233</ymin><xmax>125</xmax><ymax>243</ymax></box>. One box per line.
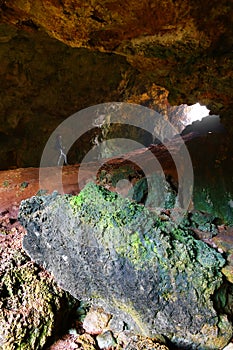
<box><xmin>0</xmin><ymin>0</ymin><xmax>232</xmax><ymax>119</ymax></box>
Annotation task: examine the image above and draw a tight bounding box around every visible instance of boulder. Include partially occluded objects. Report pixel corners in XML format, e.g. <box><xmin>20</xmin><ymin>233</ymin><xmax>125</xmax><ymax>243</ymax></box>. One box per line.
<box><xmin>19</xmin><ymin>182</ymin><xmax>232</xmax><ymax>349</ymax></box>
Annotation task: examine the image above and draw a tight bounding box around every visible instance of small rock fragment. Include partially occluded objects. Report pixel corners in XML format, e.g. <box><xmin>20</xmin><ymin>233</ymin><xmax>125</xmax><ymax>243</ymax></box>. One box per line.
<box><xmin>108</xmin><ymin>317</ymin><xmax>125</xmax><ymax>335</ymax></box>
<box><xmin>75</xmin><ymin>333</ymin><xmax>96</xmax><ymax>350</ymax></box>
<box><xmin>96</xmin><ymin>330</ymin><xmax>116</xmax><ymax>349</ymax></box>
<box><xmin>117</xmin><ymin>332</ymin><xmax>169</xmax><ymax>350</ymax></box>
<box><xmin>83</xmin><ymin>307</ymin><xmax>111</xmax><ymax>335</ymax></box>
<box><xmin>222</xmin><ymin>265</ymin><xmax>233</xmax><ymax>283</ymax></box>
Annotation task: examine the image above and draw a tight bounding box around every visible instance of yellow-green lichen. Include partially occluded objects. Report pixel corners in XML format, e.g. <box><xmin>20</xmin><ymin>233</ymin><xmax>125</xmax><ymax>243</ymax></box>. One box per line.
<box><xmin>70</xmin><ymin>183</ymin><xmax>158</xmax><ymax>268</ymax></box>
<box><xmin>112</xmin><ymin>297</ymin><xmax>151</xmax><ymax>337</ymax></box>
<box><xmin>0</xmin><ymin>252</ymin><xmax>75</xmax><ymax>350</ymax></box>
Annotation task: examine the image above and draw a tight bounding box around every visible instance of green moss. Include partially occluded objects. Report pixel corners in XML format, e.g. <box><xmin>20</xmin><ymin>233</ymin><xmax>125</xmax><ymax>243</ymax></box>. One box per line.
<box><xmin>0</xmin><ymin>251</ymin><xmax>75</xmax><ymax>350</ymax></box>
<box><xmin>128</xmin><ymin>175</ymin><xmax>176</xmax><ymax>208</ymax></box>
<box><xmin>70</xmin><ymin>183</ymin><xmax>159</xmax><ymax>268</ymax></box>
<box><xmin>116</xmin><ymin>231</ymin><xmax>152</xmax><ymax>266</ymax></box>
<box><xmin>69</xmin><ymin>182</ymin><xmax>226</xmax><ymax>279</ymax></box>
<box><xmin>70</xmin><ymin>182</ymin><xmax>144</xmax><ymax>223</ymax></box>
<box><xmin>194</xmin><ymin>185</ymin><xmax>233</xmax><ymax>225</ymax></box>
<box><xmin>70</xmin><ymin>191</ymin><xmax>85</xmax><ymax>208</ymax></box>
<box><xmin>19</xmin><ymin>182</ymin><xmax>232</xmax><ymax>347</ymax></box>
<box><xmin>69</xmin><ymin>183</ymin><xmax>181</xmax><ymax>271</ymax></box>
<box><xmin>2</xmin><ymin>180</ymin><xmax>9</xmax><ymax>187</ymax></box>
<box><xmin>170</xmin><ymin>227</ymin><xmax>187</xmax><ymax>243</ymax></box>
<box><xmin>20</xmin><ymin>181</ymin><xmax>29</xmax><ymax>189</ymax></box>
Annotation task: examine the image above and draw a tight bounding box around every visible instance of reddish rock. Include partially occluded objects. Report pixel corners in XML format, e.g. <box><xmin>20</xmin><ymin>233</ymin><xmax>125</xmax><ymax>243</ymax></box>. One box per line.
<box><xmin>213</xmin><ymin>227</ymin><xmax>233</xmax><ymax>254</ymax></box>
<box><xmin>0</xmin><ymin>141</ymin><xmax>177</xmax><ymax>214</ymax></box>
<box><xmin>46</xmin><ymin>335</ymin><xmax>79</xmax><ymax>350</ymax></box>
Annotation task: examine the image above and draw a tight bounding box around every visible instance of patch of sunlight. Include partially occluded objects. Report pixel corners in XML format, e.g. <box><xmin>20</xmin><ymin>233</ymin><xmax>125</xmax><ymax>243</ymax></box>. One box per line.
<box><xmin>187</xmin><ymin>103</ymin><xmax>210</xmax><ymax>123</ymax></box>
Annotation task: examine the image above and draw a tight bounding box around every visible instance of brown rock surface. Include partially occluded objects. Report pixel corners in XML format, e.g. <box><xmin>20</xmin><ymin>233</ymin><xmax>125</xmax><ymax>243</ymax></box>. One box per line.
<box><xmin>0</xmin><ymin>138</ymin><xmax>178</xmax><ymax>214</ymax></box>
<box><xmin>0</xmin><ymin>0</ymin><xmax>232</xmax><ymax>169</ymax></box>
<box><xmin>0</xmin><ymin>148</ymin><xmax>233</xmax><ymax>349</ymax></box>
<box><xmin>0</xmin><ymin>0</ymin><xmax>232</xmax><ymax>116</ymax></box>
<box><xmin>213</xmin><ymin>226</ymin><xmax>233</xmax><ymax>283</ymax></box>
<box><xmin>83</xmin><ymin>308</ymin><xmax>111</xmax><ymax>335</ymax></box>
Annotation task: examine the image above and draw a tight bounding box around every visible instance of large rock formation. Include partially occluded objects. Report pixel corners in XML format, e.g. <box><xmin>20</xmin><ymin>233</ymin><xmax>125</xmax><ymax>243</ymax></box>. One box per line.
<box><xmin>0</xmin><ymin>21</ymin><xmax>138</xmax><ymax>169</ymax></box>
<box><xmin>19</xmin><ymin>182</ymin><xmax>233</xmax><ymax>349</ymax></box>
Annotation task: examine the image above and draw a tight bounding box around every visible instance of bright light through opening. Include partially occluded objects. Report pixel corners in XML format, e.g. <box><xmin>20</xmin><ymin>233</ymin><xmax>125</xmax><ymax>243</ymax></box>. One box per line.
<box><xmin>187</xmin><ymin>103</ymin><xmax>210</xmax><ymax>123</ymax></box>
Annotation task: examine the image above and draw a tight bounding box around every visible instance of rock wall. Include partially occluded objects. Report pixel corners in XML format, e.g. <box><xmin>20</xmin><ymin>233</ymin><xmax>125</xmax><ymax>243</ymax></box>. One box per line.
<box><xmin>0</xmin><ymin>22</ymin><xmax>142</xmax><ymax>169</ymax></box>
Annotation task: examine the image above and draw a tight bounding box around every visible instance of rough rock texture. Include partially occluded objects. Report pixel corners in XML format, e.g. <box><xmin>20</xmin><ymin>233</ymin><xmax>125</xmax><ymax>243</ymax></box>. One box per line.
<box><xmin>19</xmin><ymin>182</ymin><xmax>233</xmax><ymax>349</ymax></box>
<box><xmin>82</xmin><ymin>307</ymin><xmax>111</xmax><ymax>335</ymax></box>
<box><xmin>213</xmin><ymin>226</ymin><xmax>233</xmax><ymax>284</ymax></box>
<box><xmin>0</xmin><ymin>206</ymin><xmax>171</xmax><ymax>350</ymax></box>
<box><xmin>0</xmin><ymin>0</ymin><xmax>232</xmax><ymax>117</ymax></box>
<box><xmin>0</xmin><ymin>0</ymin><xmax>232</xmax><ymax>169</ymax></box>
<box><xmin>0</xmin><ymin>226</ymin><xmax>76</xmax><ymax>349</ymax></box>
<box><xmin>0</xmin><ymin>22</ymin><xmax>138</xmax><ymax>169</ymax></box>
<box><xmin>0</xmin><ymin>19</ymin><xmax>211</xmax><ymax>171</ymax></box>
<box><xmin>186</xmin><ymin>132</ymin><xmax>233</xmax><ymax>225</ymax></box>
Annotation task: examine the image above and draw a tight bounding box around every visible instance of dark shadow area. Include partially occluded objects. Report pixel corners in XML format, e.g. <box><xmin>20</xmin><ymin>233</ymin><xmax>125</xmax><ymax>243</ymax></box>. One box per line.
<box><xmin>181</xmin><ymin>115</ymin><xmax>226</xmax><ymax>137</ymax></box>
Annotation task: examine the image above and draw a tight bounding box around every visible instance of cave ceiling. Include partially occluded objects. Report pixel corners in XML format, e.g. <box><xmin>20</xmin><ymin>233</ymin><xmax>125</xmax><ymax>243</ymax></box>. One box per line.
<box><xmin>0</xmin><ymin>0</ymin><xmax>232</xmax><ymax>168</ymax></box>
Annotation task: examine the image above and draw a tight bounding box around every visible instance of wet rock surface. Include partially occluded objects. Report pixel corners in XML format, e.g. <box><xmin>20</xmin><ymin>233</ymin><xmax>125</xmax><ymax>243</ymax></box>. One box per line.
<box><xmin>19</xmin><ymin>182</ymin><xmax>233</xmax><ymax>349</ymax></box>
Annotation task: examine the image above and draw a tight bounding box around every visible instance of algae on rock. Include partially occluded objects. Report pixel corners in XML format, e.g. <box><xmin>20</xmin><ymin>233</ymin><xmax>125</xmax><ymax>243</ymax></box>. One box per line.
<box><xmin>19</xmin><ymin>183</ymin><xmax>233</xmax><ymax>349</ymax></box>
<box><xmin>0</xmin><ymin>248</ymin><xmax>75</xmax><ymax>350</ymax></box>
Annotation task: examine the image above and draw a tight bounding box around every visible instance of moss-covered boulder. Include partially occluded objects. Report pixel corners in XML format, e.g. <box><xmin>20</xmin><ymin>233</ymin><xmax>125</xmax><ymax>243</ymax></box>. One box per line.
<box><xmin>0</xmin><ymin>247</ymin><xmax>75</xmax><ymax>349</ymax></box>
<box><xmin>19</xmin><ymin>183</ymin><xmax>232</xmax><ymax>349</ymax></box>
<box><xmin>186</xmin><ymin>133</ymin><xmax>233</xmax><ymax>225</ymax></box>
